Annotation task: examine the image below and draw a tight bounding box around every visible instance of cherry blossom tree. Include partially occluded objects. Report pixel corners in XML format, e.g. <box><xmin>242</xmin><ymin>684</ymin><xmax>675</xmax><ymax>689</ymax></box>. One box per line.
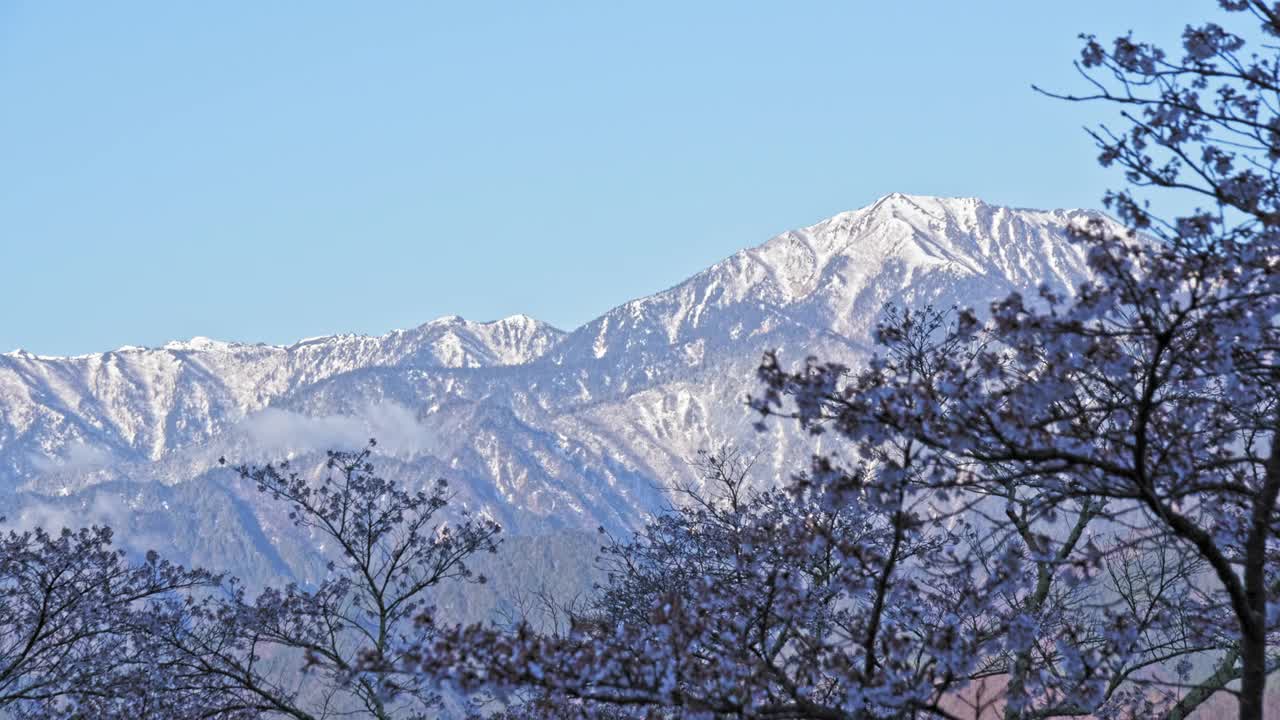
<box><xmin>0</xmin><ymin>522</ymin><xmax>216</xmax><ymax>718</ymax></box>
<box><xmin>135</xmin><ymin>442</ymin><xmax>501</xmax><ymax>719</ymax></box>
<box><xmin>407</xmin><ymin>447</ymin><xmax>1022</xmax><ymax>719</ymax></box>
<box><xmin>752</xmin><ymin>3</ymin><xmax>1280</xmax><ymax>716</ymax></box>
<box><xmin>428</xmin><ymin>423</ymin><xmax>1219</xmax><ymax>719</ymax></box>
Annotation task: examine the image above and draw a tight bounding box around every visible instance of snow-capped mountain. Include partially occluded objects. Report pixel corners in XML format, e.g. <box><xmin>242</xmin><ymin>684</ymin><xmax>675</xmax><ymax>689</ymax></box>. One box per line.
<box><xmin>547</xmin><ymin>193</ymin><xmax>1094</xmax><ymax>394</ymax></box>
<box><xmin>0</xmin><ymin>314</ymin><xmax>564</xmax><ymax>478</ymax></box>
<box><xmin>0</xmin><ymin>194</ymin><xmax>1101</xmax><ymax>583</ymax></box>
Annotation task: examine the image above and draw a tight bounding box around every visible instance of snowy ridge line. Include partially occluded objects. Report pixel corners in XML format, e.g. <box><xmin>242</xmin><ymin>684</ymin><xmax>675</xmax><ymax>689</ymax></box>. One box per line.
<box><xmin>6</xmin><ymin>313</ymin><xmax>565</xmax><ymax>361</ymax></box>
<box><xmin>0</xmin><ymin>194</ymin><xmax>1103</xmax><ymax>538</ymax></box>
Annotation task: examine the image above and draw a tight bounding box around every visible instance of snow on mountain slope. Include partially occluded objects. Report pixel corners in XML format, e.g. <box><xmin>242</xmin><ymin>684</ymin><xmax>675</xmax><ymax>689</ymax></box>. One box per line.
<box><xmin>543</xmin><ymin>193</ymin><xmax>1095</xmax><ymax>399</ymax></box>
<box><xmin>0</xmin><ymin>194</ymin><xmax>1104</xmax><ymax>579</ymax></box>
<box><xmin>284</xmin><ymin>313</ymin><xmax>564</xmax><ymax>383</ymax></box>
<box><xmin>0</xmin><ymin>314</ymin><xmax>564</xmax><ymax>479</ymax></box>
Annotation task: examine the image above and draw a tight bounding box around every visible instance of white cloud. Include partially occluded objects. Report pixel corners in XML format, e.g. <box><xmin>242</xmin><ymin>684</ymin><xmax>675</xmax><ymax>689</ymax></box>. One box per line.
<box><xmin>234</xmin><ymin>401</ymin><xmax>433</xmax><ymax>458</ymax></box>
<box><xmin>28</xmin><ymin>440</ymin><xmax>114</xmax><ymax>472</ymax></box>
<box><xmin>8</xmin><ymin>492</ymin><xmax>131</xmax><ymax>534</ymax></box>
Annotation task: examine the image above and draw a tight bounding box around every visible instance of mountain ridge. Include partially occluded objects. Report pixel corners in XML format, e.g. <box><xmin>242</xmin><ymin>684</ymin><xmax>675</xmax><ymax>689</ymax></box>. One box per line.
<box><xmin>4</xmin><ymin>312</ymin><xmax>565</xmax><ymax>364</ymax></box>
<box><xmin>3</xmin><ymin>193</ymin><xmax>1096</xmax><ymax>362</ymax></box>
<box><xmin>0</xmin><ymin>193</ymin><xmax>1106</xmax><ymax>560</ymax></box>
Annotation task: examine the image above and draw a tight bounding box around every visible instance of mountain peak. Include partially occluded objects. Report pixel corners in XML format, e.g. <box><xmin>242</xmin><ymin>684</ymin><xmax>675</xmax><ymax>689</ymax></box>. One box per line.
<box><xmin>757</xmin><ymin>194</ymin><xmax>1100</xmax><ymax>292</ymax></box>
<box><xmin>427</xmin><ymin>314</ymin><xmax>467</xmax><ymax>326</ymax></box>
<box><xmin>872</xmin><ymin>191</ymin><xmax>981</xmax><ymax>207</ymax></box>
<box><xmin>554</xmin><ymin>195</ymin><xmax>1100</xmax><ymax>374</ymax></box>
<box><xmin>162</xmin><ymin>336</ymin><xmax>237</xmax><ymax>353</ymax></box>
<box><xmin>496</xmin><ymin>313</ymin><xmax>547</xmax><ymax>327</ymax></box>
<box><xmin>856</xmin><ymin>192</ymin><xmax>1080</xmax><ymax>225</ymax></box>
<box><xmin>422</xmin><ymin>313</ymin><xmax>556</xmax><ymax>330</ymax></box>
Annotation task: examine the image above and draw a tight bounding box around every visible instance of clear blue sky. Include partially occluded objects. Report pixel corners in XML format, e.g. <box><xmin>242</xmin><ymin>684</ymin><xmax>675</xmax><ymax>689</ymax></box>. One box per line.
<box><xmin>1</xmin><ymin>1</ymin><xmax>1205</xmax><ymax>355</ymax></box>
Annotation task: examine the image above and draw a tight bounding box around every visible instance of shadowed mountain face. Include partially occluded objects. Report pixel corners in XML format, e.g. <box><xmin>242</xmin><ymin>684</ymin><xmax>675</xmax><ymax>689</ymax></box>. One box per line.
<box><xmin>0</xmin><ymin>194</ymin><xmax>1101</xmax><ymax>587</ymax></box>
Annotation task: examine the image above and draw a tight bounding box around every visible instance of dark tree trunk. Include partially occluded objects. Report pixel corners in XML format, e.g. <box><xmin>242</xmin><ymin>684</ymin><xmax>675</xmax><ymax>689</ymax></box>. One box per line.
<box><xmin>1239</xmin><ymin>631</ymin><xmax>1266</xmax><ymax>720</ymax></box>
<box><xmin>1239</xmin><ymin>428</ymin><xmax>1280</xmax><ymax>720</ymax></box>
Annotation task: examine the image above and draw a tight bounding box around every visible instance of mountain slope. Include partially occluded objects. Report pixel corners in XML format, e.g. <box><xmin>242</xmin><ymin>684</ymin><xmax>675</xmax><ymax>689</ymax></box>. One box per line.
<box><xmin>543</xmin><ymin>192</ymin><xmax>1094</xmax><ymax>399</ymax></box>
<box><xmin>0</xmin><ymin>194</ymin><xmax>1102</xmax><ymax>575</ymax></box>
<box><xmin>0</xmin><ymin>314</ymin><xmax>564</xmax><ymax>480</ymax></box>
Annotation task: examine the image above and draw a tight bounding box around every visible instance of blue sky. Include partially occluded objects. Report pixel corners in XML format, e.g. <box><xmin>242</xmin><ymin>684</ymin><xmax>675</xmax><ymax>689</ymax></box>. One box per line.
<box><xmin>2</xmin><ymin>2</ymin><xmax>1205</xmax><ymax>355</ymax></box>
